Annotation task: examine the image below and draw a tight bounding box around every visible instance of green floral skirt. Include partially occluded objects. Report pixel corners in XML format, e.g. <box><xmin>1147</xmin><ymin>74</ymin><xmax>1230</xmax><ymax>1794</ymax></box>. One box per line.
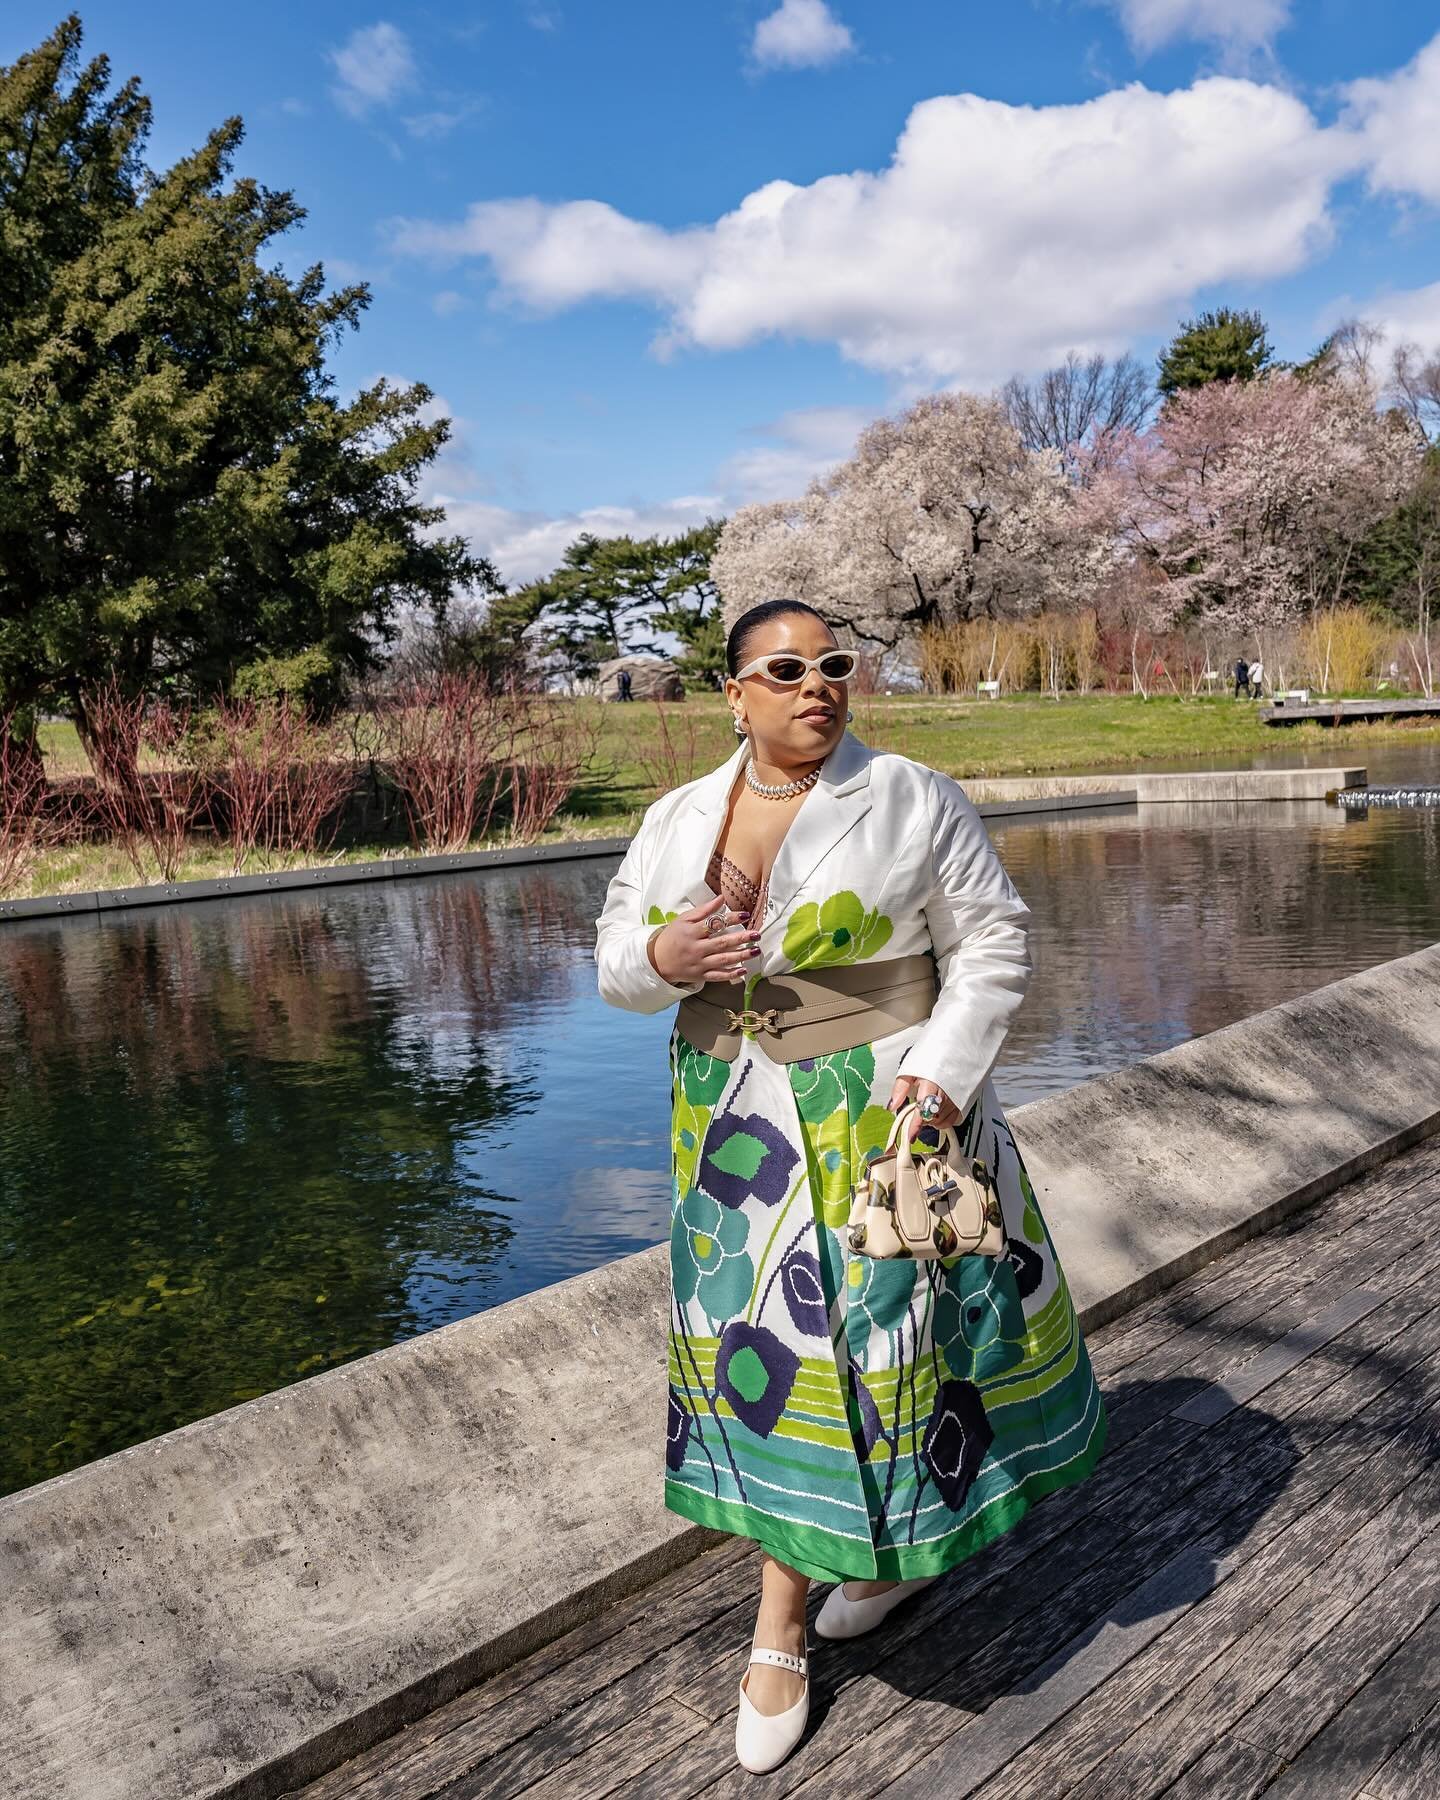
<box><xmin>664</xmin><ymin>1025</ymin><xmax>1107</xmax><ymax>1583</ymax></box>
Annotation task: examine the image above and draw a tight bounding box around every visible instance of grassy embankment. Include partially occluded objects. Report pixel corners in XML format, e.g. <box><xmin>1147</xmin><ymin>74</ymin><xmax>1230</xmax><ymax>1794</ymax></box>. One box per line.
<box><xmin>15</xmin><ymin>692</ymin><xmax>1439</xmax><ymax>900</ymax></box>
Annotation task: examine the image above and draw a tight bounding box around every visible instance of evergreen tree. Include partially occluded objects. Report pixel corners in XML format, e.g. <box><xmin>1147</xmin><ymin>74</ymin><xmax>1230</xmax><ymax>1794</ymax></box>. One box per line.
<box><xmin>512</xmin><ymin>520</ymin><xmax>725</xmax><ymax>687</ymax></box>
<box><xmin>0</xmin><ymin>16</ymin><xmax>495</xmax><ymax>749</ymax></box>
<box><xmin>1157</xmin><ymin>306</ymin><xmax>1275</xmax><ymax>396</ymax></box>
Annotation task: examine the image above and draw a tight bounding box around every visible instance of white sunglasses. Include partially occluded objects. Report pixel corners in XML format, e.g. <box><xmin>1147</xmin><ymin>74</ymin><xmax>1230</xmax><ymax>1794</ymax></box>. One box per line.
<box><xmin>734</xmin><ymin>649</ymin><xmax>859</xmax><ymax>686</ymax></box>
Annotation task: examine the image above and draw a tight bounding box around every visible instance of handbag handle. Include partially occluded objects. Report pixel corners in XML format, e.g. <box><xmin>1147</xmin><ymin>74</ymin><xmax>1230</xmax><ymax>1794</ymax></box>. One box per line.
<box><xmin>877</xmin><ymin>1099</ymin><xmax>961</xmax><ymax>1165</ymax></box>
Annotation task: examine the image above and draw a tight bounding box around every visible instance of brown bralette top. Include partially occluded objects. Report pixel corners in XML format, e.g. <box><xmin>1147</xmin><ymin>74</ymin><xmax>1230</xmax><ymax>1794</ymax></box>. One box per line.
<box><xmin>705</xmin><ymin>848</ymin><xmax>769</xmax><ymax>925</ymax></box>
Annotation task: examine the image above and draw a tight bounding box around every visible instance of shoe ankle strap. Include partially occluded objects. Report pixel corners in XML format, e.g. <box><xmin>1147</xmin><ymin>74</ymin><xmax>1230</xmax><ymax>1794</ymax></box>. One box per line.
<box><xmin>749</xmin><ymin>1646</ymin><xmax>807</xmax><ymax>1676</ymax></box>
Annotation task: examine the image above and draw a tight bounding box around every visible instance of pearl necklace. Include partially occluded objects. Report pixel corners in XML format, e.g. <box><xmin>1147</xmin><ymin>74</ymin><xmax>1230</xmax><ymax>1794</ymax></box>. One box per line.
<box><xmin>745</xmin><ymin>761</ymin><xmax>822</xmax><ymax>801</ymax></box>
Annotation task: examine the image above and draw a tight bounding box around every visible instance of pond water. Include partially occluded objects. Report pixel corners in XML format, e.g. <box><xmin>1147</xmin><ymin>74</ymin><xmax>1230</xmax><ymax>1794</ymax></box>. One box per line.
<box><xmin>2</xmin><ymin>747</ymin><xmax>1438</xmax><ymax>1496</ymax></box>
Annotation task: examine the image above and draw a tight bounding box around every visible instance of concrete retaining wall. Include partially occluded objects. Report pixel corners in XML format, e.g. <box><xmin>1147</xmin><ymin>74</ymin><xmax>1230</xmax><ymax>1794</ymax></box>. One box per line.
<box><xmin>0</xmin><ymin>836</ymin><xmax>632</xmax><ymax>925</ymax></box>
<box><xmin>961</xmin><ymin>766</ymin><xmax>1364</xmax><ymax>805</ymax></box>
<box><xmin>4</xmin><ymin>944</ymin><xmax>1436</xmax><ymax>1800</ymax></box>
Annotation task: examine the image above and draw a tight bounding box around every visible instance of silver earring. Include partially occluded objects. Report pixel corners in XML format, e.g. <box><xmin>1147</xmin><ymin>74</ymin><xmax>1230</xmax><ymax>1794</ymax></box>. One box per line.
<box><xmin>846</xmin><ymin>708</ymin><xmax>854</xmax><ymax>723</ymax></box>
<box><xmin>733</xmin><ymin>714</ymin><xmax>746</xmax><ymax>737</ymax></box>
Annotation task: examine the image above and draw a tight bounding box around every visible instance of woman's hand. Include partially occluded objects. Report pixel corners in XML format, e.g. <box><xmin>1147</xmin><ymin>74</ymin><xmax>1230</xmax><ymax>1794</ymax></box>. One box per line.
<box><xmin>886</xmin><ymin>1073</ymin><xmax>960</xmax><ymax>1146</ymax></box>
<box><xmin>649</xmin><ymin>891</ymin><xmax>762</xmax><ymax>986</ymax></box>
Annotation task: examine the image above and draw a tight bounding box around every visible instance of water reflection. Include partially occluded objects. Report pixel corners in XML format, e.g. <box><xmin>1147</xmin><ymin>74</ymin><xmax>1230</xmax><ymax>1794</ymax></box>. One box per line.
<box><xmin>1</xmin><ymin>776</ymin><xmax>1437</xmax><ymax>1496</ymax></box>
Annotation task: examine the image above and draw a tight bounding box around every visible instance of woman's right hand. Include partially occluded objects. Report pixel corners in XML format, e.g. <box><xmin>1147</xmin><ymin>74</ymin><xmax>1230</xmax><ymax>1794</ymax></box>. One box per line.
<box><xmin>649</xmin><ymin>891</ymin><xmax>761</xmax><ymax>986</ymax></box>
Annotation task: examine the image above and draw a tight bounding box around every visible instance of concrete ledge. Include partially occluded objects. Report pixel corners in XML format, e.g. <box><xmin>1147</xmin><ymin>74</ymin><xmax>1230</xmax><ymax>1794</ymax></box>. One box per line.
<box><xmin>0</xmin><ymin>837</ymin><xmax>631</xmax><ymax>925</ymax></box>
<box><xmin>972</xmin><ymin>788</ymin><xmax>1135</xmax><ymax>819</ymax></box>
<box><xmin>961</xmin><ymin>766</ymin><xmax>1363</xmax><ymax>805</ymax></box>
<box><xmin>3</xmin><ymin>952</ymin><xmax>1436</xmax><ymax>1799</ymax></box>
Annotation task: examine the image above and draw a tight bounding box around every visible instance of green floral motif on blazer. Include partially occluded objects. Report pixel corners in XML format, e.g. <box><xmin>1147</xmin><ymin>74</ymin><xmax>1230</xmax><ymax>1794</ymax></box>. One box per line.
<box><xmin>783</xmin><ymin>890</ymin><xmax>893</xmax><ymax>969</ymax></box>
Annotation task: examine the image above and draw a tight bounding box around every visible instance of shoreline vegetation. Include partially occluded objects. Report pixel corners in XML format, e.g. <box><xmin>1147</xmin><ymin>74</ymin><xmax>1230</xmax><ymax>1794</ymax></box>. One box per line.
<box><xmin>8</xmin><ymin>691</ymin><xmax>1439</xmax><ymax>905</ymax></box>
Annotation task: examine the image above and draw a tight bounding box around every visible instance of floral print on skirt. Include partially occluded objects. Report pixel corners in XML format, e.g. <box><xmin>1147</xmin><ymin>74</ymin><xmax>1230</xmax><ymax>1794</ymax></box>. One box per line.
<box><xmin>664</xmin><ymin>1023</ymin><xmax>1108</xmax><ymax>1583</ymax></box>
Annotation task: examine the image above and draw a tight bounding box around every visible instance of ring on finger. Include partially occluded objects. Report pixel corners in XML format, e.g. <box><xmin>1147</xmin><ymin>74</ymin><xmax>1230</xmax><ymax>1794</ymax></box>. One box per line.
<box><xmin>919</xmin><ymin>1094</ymin><xmax>942</xmax><ymax>1120</ymax></box>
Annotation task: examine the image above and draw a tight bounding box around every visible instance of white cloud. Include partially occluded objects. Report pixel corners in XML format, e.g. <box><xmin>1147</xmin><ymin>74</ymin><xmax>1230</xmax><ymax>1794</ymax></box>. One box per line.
<box><xmin>715</xmin><ymin>406</ymin><xmax>870</xmax><ymax>502</ymax></box>
<box><xmin>1103</xmin><ymin>0</ymin><xmax>1291</xmax><ymax>56</ymax></box>
<box><xmin>406</xmin><ymin>405</ymin><xmax>867</xmax><ymax>586</ymax></box>
<box><xmin>432</xmin><ymin>289</ymin><xmax>469</xmax><ymax>317</ymax></box>
<box><xmin>328</xmin><ymin>22</ymin><xmax>418</xmax><ymax>118</ymax></box>
<box><xmin>751</xmin><ymin>0</ymin><xmax>856</xmax><ymax>70</ymax></box>
<box><xmin>1323</xmin><ymin>281</ymin><xmax>1440</xmax><ymax>367</ymax></box>
<box><xmin>388</xmin><ymin>73</ymin><xmax>1359</xmax><ymax>385</ymax></box>
<box><xmin>1340</xmin><ymin>31</ymin><xmax>1440</xmax><ymax>205</ymax></box>
<box><xmin>437</xmin><ymin>496</ymin><xmax>723</xmax><ymax>585</ymax></box>
<box><xmin>403</xmin><ymin>102</ymin><xmax>485</xmax><ymax>139</ymax></box>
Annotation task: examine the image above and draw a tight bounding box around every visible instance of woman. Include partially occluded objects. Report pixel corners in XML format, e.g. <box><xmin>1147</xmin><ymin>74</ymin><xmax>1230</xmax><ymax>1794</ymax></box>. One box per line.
<box><xmin>594</xmin><ymin>600</ymin><xmax>1107</xmax><ymax>1775</ymax></box>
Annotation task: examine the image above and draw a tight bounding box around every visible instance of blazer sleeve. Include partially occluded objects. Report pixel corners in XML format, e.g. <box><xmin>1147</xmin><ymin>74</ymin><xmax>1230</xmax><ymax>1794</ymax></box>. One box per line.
<box><xmin>594</xmin><ymin>808</ymin><xmax>706</xmax><ymax>1014</ymax></box>
<box><xmin>895</xmin><ymin>769</ymin><xmax>1032</xmax><ymax>1115</ymax></box>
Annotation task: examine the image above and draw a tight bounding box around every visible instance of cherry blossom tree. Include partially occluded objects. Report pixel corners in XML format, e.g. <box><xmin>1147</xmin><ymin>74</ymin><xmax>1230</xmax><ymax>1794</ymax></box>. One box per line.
<box><xmin>714</xmin><ymin>392</ymin><xmax>1104</xmax><ymax>648</ymax></box>
<box><xmin>1075</xmin><ymin>367</ymin><xmax>1425</xmax><ymax>649</ymax></box>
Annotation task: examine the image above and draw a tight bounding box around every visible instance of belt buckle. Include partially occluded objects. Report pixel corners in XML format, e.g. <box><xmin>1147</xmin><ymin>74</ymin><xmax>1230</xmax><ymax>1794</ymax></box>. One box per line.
<box><xmin>724</xmin><ymin>1005</ymin><xmax>781</xmax><ymax>1037</ymax></box>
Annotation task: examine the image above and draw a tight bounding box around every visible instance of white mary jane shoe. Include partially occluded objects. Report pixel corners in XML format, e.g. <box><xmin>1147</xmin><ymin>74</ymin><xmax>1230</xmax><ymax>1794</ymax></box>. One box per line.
<box><xmin>735</xmin><ymin>1637</ymin><xmax>810</xmax><ymax>1774</ymax></box>
<box><xmin>814</xmin><ymin>1574</ymin><xmax>939</xmax><ymax>1640</ymax></box>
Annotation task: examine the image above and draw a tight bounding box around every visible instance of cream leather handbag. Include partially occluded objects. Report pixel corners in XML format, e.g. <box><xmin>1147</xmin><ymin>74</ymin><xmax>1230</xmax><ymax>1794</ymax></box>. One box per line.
<box><xmin>846</xmin><ymin>1101</ymin><xmax>1005</xmax><ymax>1261</ymax></box>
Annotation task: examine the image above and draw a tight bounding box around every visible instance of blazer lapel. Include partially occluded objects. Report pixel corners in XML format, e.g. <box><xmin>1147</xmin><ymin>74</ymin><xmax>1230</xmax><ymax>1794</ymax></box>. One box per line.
<box><xmin>668</xmin><ymin>737</ymin><xmax>749</xmax><ymax>912</ymax></box>
<box><xmin>761</xmin><ymin>729</ymin><xmax>874</xmax><ymax>928</ymax></box>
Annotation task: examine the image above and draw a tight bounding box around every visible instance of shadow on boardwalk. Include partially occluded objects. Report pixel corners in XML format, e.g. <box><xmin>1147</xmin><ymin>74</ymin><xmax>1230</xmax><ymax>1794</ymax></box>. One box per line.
<box><xmin>290</xmin><ymin>1137</ymin><xmax>1440</xmax><ymax>1800</ymax></box>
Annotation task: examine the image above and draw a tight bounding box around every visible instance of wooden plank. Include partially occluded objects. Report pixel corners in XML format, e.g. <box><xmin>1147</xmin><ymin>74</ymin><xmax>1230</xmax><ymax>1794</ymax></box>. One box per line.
<box><xmin>317</xmin><ymin>1593</ymin><xmax>759</xmax><ymax>1799</ymax></box>
<box><xmin>961</xmin><ymin>1222</ymin><xmax>1440</xmax><ymax>1627</ymax></box>
<box><xmin>1089</xmin><ymin>1144</ymin><xmax>1440</xmax><ymax>1384</ymax></box>
<box><xmin>465</xmin><ymin>1694</ymin><xmax>705</xmax><ymax>1800</ymax></box>
<box><xmin>292</xmin><ymin>1541</ymin><xmax>757</xmax><ymax>1798</ymax></box>
<box><xmin>1169</xmin><ymin>1286</ymin><xmax>1390</xmax><ymax>1425</ymax></box>
<box><xmin>1263</xmin><ymin>697</ymin><xmax>1440</xmax><ymax>723</ymax></box>
<box><xmin>1258</xmin><ymin>1608</ymin><xmax>1440</xmax><ymax>1800</ymax></box>
<box><xmin>862</xmin><ymin>1545</ymin><xmax>1220</xmax><ymax>1800</ymax></box>
<box><xmin>676</xmin><ymin>1267</ymin><xmax>1440</xmax><ymax>1785</ymax></box>
<box><xmin>1087</xmin><ymin>1138</ymin><xmax>1440</xmax><ymax>1382</ymax></box>
<box><xmin>1050</xmin><ymin>1454</ymin><xmax>1440</xmax><ymax>1798</ymax></box>
<box><xmin>1100</xmin><ymin>1187</ymin><xmax>1440</xmax><ymax>1452</ymax></box>
<box><xmin>1101</xmin><ymin>1170</ymin><xmax>1440</xmax><ymax>1412</ymax></box>
<box><xmin>1100</xmin><ymin>1236</ymin><xmax>1440</xmax><ymax>1462</ymax></box>
<box><xmin>1366</xmin><ymin>1690</ymin><xmax>1440</xmax><ymax>1800</ymax></box>
<box><xmin>1156</xmin><ymin>1731</ymin><xmax>1280</xmax><ymax>1800</ymax></box>
<box><xmin>788</xmin><ymin>1310</ymin><xmax>1440</xmax><ymax>1800</ymax></box>
<box><xmin>970</xmin><ymin>1341</ymin><xmax>1440</xmax><ymax>1800</ymax></box>
<box><xmin>612</xmin><ymin>1267</ymin><xmax>1440</xmax><ymax>1800</ymax></box>
<box><xmin>1228</xmin><ymin>1535</ymin><xmax>1440</xmax><ymax>1771</ymax></box>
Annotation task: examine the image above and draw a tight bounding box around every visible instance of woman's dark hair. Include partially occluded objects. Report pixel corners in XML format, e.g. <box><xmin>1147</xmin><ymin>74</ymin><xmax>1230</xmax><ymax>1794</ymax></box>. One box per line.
<box><xmin>725</xmin><ymin>599</ymin><xmax>832</xmax><ymax>676</ymax></box>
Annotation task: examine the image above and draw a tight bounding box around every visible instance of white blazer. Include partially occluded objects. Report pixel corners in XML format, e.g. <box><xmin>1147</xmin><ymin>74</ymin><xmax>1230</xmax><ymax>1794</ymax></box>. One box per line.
<box><xmin>594</xmin><ymin>729</ymin><xmax>1032</xmax><ymax>1116</ymax></box>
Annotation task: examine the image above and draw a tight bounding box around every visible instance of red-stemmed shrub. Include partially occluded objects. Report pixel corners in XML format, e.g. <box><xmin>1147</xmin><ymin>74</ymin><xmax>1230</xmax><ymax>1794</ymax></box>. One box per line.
<box><xmin>195</xmin><ymin>696</ymin><xmax>355</xmax><ymax>872</ymax></box>
<box><xmin>80</xmin><ymin>678</ymin><xmax>208</xmax><ymax>883</ymax></box>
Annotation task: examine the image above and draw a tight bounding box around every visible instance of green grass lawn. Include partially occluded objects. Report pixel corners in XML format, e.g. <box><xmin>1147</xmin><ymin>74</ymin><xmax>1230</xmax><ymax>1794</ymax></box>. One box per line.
<box><xmin>12</xmin><ymin>692</ymin><xmax>1440</xmax><ymax>901</ymax></box>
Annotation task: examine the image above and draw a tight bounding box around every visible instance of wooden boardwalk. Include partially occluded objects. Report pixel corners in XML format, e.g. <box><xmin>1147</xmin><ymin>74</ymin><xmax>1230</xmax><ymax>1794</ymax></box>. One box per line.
<box><xmin>291</xmin><ymin>1134</ymin><xmax>1440</xmax><ymax>1800</ymax></box>
<box><xmin>1262</xmin><ymin>696</ymin><xmax>1440</xmax><ymax>725</ymax></box>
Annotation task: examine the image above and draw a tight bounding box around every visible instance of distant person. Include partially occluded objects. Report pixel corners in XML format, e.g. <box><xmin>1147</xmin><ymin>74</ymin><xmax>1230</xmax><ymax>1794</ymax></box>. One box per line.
<box><xmin>1248</xmin><ymin>658</ymin><xmax>1264</xmax><ymax>697</ymax></box>
<box><xmin>1234</xmin><ymin>656</ymin><xmax>1251</xmax><ymax>698</ymax></box>
<box><xmin>616</xmin><ymin>666</ymin><xmax>633</xmax><ymax>702</ymax></box>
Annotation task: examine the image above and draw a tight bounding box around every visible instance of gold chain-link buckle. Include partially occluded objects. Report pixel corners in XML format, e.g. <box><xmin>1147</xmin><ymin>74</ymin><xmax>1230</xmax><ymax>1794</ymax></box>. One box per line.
<box><xmin>724</xmin><ymin>1006</ymin><xmax>781</xmax><ymax>1036</ymax></box>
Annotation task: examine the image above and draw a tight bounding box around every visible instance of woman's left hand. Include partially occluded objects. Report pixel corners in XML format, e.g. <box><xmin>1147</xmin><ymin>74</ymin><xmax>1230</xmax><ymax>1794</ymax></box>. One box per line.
<box><xmin>886</xmin><ymin>1074</ymin><xmax>960</xmax><ymax>1144</ymax></box>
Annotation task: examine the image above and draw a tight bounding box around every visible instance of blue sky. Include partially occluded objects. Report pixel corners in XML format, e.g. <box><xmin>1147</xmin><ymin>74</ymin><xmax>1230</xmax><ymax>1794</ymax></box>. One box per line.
<box><xmin>5</xmin><ymin>2</ymin><xmax>1440</xmax><ymax>582</ymax></box>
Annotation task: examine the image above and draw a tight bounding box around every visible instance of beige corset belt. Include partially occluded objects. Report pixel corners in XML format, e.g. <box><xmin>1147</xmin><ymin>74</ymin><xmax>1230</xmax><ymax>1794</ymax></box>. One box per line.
<box><xmin>675</xmin><ymin>953</ymin><xmax>939</xmax><ymax>1065</ymax></box>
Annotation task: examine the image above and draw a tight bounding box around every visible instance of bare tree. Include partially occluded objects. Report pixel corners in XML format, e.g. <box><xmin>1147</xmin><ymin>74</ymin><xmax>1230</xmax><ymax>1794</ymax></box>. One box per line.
<box><xmin>1390</xmin><ymin>341</ymin><xmax>1440</xmax><ymax>443</ymax></box>
<box><xmin>1000</xmin><ymin>350</ymin><xmax>1155</xmax><ymax>454</ymax></box>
